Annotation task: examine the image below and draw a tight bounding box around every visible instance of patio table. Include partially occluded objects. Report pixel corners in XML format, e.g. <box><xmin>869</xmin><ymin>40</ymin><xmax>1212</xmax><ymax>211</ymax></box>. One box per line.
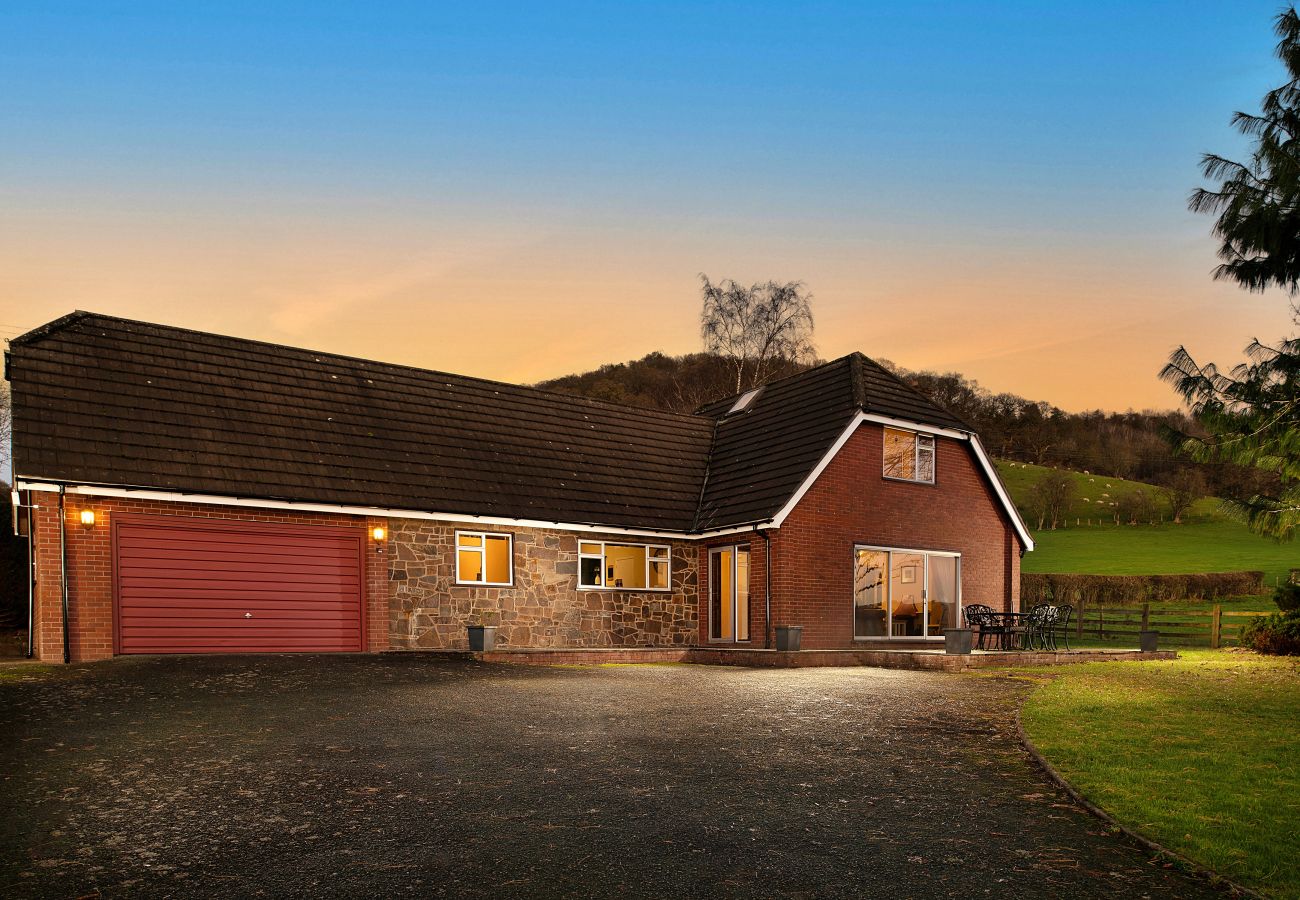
<box><xmin>991</xmin><ymin>612</ymin><xmax>1030</xmax><ymax>650</ymax></box>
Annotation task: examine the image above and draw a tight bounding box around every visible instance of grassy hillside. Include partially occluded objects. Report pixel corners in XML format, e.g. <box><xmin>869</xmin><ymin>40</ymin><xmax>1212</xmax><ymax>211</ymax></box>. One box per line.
<box><xmin>996</xmin><ymin>461</ymin><xmax>1296</xmax><ymax>589</ymax></box>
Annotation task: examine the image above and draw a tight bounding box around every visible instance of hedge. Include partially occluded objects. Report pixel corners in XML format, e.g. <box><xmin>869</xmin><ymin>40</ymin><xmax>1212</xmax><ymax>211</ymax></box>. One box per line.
<box><xmin>1020</xmin><ymin>571</ymin><xmax>1265</xmax><ymax>606</ymax></box>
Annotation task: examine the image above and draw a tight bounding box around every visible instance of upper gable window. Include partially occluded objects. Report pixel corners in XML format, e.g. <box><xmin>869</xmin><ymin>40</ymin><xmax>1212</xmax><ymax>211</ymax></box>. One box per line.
<box><xmin>883</xmin><ymin>427</ymin><xmax>935</xmax><ymax>484</ymax></box>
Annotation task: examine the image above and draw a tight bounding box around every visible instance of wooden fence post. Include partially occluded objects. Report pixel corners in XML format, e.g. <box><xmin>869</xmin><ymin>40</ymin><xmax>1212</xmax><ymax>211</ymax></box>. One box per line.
<box><xmin>1141</xmin><ymin>602</ymin><xmax>1150</xmax><ymax>632</ymax></box>
<box><xmin>1210</xmin><ymin>604</ymin><xmax>1222</xmax><ymax>649</ymax></box>
<box><xmin>1077</xmin><ymin>596</ymin><xmax>1085</xmax><ymax>639</ymax></box>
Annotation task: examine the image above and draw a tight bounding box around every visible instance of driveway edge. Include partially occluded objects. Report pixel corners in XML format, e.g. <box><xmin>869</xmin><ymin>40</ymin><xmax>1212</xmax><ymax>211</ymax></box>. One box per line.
<box><xmin>1014</xmin><ymin>707</ymin><xmax>1263</xmax><ymax>900</ymax></box>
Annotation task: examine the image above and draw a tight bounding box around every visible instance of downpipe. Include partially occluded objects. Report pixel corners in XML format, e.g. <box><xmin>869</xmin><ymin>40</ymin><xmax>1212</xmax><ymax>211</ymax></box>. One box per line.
<box><xmin>25</xmin><ymin>496</ymin><xmax>34</xmax><ymax>658</ymax></box>
<box><xmin>760</xmin><ymin>528</ymin><xmax>773</xmax><ymax>649</ymax></box>
<box><xmin>58</xmin><ymin>485</ymin><xmax>69</xmax><ymax>664</ymax></box>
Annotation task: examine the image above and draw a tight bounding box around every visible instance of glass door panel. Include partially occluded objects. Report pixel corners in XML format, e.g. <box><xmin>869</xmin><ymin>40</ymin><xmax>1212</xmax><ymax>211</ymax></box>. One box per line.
<box><xmin>710</xmin><ymin>548</ymin><xmax>733</xmax><ymax>640</ymax></box>
<box><xmin>710</xmin><ymin>546</ymin><xmax>750</xmax><ymax>641</ymax></box>
<box><xmin>853</xmin><ymin>549</ymin><xmax>889</xmax><ymax>638</ymax></box>
<box><xmin>926</xmin><ymin>555</ymin><xmax>958</xmax><ymax>637</ymax></box>
<box><xmin>735</xmin><ymin>549</ymin><xmax>750</xmax><ymax>641</ymax></box>
<box><xmin>890</xmin><ymin>552</ymin><xmax>925</xmax><ymax>637</ymax></box>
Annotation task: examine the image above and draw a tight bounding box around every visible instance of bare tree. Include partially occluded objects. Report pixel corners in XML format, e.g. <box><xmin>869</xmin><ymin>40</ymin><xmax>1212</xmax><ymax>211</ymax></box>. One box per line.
<box><xmin>1159</xmin><ymin>467</ymin><xmax>1208</xmax><ymax>524</ymax></box>
<box><xmin>1029</xmin><ymin>468</ymin><xmax>1076</xmax><ymax>530</ymax></box>
<box><xmin>699</xmin><ymin>275</ymin><xmax>816</xmax><ymax>394</ymax></box>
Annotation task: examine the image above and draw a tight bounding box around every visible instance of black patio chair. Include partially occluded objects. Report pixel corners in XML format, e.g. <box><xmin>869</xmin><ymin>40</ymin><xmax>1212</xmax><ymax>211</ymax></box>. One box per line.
<box><xmin>1048</xmin><ymin>604</ymin><xmax>1073</xmax><ymax>650</ymax></box>
<box><xmin>964</xmin><ymin>604</ymin><xmax>1005</xmax><ymax>650</ymax></box>
<box><xmin>1018</xmin><ymin>604</ymin><xmax>1054</xmax><ymax>651</ymax></box>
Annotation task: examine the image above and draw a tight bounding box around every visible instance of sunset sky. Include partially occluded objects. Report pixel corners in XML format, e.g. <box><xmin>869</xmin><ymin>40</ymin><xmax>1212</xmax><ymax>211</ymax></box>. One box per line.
<box><xmin>2</xmin><ymin>1</ymin><xmax>1296</xmax><ymax>412</ymax></box>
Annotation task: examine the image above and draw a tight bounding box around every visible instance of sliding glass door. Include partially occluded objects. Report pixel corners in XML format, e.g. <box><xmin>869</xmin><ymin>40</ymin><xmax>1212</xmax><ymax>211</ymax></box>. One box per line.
<box><xmin>853</xmin><ymin>546</ymin><xmax>960</xmax><ymax>640</ymax></box>
<box><xmin>709</xmin><ymin>546</ymin><xmax>750</xmax><ymax>641</ymax></box>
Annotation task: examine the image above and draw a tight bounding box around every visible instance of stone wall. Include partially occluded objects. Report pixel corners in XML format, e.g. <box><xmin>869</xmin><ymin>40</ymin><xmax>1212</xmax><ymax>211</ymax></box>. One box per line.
<box><xmin>388</xmin><ymin>521</ymin><xmax>699</xmax><ymax>649</ymax></box>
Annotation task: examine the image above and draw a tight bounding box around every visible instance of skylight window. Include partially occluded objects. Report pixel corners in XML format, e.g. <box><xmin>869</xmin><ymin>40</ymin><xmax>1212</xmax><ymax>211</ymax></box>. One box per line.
<box><xmin>728</xmin><ymin>387</ymin><xmax>762</xmax><ymax>415</ymax></box>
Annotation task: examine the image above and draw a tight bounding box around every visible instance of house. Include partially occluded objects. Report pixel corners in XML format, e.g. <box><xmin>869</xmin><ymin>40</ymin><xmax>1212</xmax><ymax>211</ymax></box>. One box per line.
<box><xmin>7</xmin><ymin>312</ymin><xmax>1032</xmax><ymax>662</ymax></box>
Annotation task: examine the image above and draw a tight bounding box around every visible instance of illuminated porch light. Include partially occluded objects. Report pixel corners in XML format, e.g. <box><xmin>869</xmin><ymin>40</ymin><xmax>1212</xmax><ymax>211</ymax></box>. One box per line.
<box><xmin>79</xmin><ymin>509</ymin><xmax>96</xmax><ymax>526</ymax></box>
<box><xmin>371</xmin><ymin>526</ymin><xmax>386</xmax><ymax>541</ymax></box>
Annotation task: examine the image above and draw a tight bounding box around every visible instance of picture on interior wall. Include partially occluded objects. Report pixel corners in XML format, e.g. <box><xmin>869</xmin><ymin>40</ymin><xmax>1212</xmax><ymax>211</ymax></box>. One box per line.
<box><xmin>901</xmin><ymin>566</ymin><xmax>916</xmax><ymax>584</ymax></box>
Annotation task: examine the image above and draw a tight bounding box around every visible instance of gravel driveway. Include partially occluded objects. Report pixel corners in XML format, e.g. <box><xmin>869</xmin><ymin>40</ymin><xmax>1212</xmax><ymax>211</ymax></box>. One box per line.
<box><xmin>0</xmin><ymin>654</ymin><xmax>1214</xmax><ymax>898</ymax></box>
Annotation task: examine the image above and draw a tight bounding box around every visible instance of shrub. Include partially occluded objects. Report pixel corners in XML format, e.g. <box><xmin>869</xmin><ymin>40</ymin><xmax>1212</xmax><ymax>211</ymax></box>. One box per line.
<box><xmin>1021</xmin><ymin>571</ymin><xmax>1266</xmax><ymax>606</ymax></box>
<box><xmin>1240</xmin><ymin>610</ymin><xmax>1300</xmax><ymax>655</ymax></box>
<box><xmin>1274</xmin><ymin>582</ymin><xmax>1300</xmax><ymax>612</ymax></box>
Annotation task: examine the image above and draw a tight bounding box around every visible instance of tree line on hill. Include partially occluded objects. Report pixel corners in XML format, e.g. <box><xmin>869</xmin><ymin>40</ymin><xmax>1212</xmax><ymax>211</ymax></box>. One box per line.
<box><xmin>536</xmin><ymin>349</ymin><xmax>1261</xmax><ymax>502</ymax></box>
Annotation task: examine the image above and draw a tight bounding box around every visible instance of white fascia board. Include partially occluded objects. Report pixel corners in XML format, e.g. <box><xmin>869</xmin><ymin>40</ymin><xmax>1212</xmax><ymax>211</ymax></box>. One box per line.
<box><xmin>767</xmin><ymin>415</ymin><xmax>1037</xmax><ymax>551</ymax></box>
<box><xmin>967</xmin><ymin>436</ymin><xmax>1035</xmax><ymax>551</ymax></box>
<box><xmin>769</xmin><ymin>412</ymin><xmax>867</xmax><ymax>528</ymax></box>
<box><xmin>859</xmin><ymin>413</ymin><xmax>969</xmax><ymax>441</ymax></box>
<box><xmin>13</xmin><ymin>477</ymin><xmax>771</xmax><ymax>542</ymax></box>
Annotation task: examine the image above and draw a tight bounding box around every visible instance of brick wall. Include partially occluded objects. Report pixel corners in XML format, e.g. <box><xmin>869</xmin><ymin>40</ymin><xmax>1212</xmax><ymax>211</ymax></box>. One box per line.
<box><xmin>29</xmin><ymin>492</ymin><xmax>389</xmax><ymax>663</ymax></box>
<box><xmin>388</xmin><ymin>522</ymin><xmax>699</xmax><ymax>649</ymax></box>
<box><xmin>765</xmin><ymin>423</ymin><xmax>1024</xmax><ymax>650</ymax></box>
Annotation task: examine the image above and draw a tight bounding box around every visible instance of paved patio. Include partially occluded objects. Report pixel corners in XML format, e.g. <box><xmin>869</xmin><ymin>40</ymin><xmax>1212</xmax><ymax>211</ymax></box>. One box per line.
<box><xmin>0</xmin><ymin>654</ymin><xmax>1213</xmax><ymax>898</ymax></box>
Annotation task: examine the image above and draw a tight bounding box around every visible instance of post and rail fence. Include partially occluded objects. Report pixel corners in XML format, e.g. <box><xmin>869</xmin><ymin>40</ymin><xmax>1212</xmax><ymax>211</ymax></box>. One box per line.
<box><xmin>1052</xmin><ymin>601</ymin><xmax>1273</xmax><ymax>648</ymax></box>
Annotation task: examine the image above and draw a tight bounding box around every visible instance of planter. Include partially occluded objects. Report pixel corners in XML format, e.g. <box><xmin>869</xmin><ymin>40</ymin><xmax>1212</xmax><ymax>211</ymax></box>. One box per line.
<box><xmin>943</xmin><ymin>628</ymin><xmax>974</xmax><ymax>655</ymax></box>
<box><xmin>1139</xmin><ymin>630</ymin><xmax>1159</xmax><ymax>653</ymax></box>
<box><xmin>775</xmin><ymin>626</ymin><xmax>802</xmax><ymax>652</ymax></box>
<box><xmin>468</xmin><ymin>625</ymin><xmax>497</xmax><ymax>652</ymax></box>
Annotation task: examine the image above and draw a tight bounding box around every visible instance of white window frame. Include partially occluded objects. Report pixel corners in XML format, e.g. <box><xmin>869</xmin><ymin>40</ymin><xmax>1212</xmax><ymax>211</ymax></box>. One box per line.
<box><xmin>883</xmin><ymin>427</ymin><xmax>936</xmax><ymax>484</ymax></box>
<box><xmin>455</xmin><ymin>530</ymin><xmax>514</xmax><ymax>586</ymax></box>
<box><xmin>852</xmin><ymin>544</ymin><xmax>961</xmax><ymax>641</ymax></box>
<box><xmin>578</xmin><ymin>541</ymin><xmax>672</xmax><ymax>592</ymax></box>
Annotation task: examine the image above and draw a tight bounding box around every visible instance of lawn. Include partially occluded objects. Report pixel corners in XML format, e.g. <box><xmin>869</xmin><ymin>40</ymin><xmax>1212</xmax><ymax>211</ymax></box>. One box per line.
<box><xmin>1022</xmin><ymin>520</ymin><xmax>1297</xmax><ymax>588</ymax></box>
<box><xmin>1016</xmin><ymin>650</ymin><xmax>1300</xmax><ymax>898</ymax></box>
<box><xmin>996</xmin><ymin>460</ymin><xmax>1193</xmax><ymax>525</ymax></box>
<box><xmin>996</xmin><ymin>460</ymin><xmax>1296</xmax><ymax>588</ymax></box>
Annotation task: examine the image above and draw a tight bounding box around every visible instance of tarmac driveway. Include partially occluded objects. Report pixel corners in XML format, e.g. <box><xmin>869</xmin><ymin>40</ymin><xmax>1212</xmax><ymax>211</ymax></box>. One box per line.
<box><xmin>0</xmin><ymin>654</ymin><xmax>1214</xmax><ymax>898</ymax></box>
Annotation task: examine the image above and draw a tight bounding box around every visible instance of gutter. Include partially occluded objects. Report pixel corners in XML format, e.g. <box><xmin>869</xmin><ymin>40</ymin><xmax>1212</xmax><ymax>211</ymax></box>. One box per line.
<box><xmin>16</xmin><ymin>477</ymin><xmax>773</xmax><ymax>543</ymax></box>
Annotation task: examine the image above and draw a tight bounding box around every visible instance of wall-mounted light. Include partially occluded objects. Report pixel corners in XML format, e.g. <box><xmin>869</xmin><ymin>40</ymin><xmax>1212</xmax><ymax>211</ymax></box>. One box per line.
<box><xmin>372</xmin><ymin>526</ymin><xmax>386</xmax><ymax>541</ymax></box>
<box><xmin>79</xmin><ymin>510</ymin><xmax>96</xmax><ymax>527</ymax></box>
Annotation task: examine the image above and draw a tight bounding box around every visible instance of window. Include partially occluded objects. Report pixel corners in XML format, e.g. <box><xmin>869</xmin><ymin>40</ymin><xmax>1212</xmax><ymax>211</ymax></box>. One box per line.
<box><xmin>456</xmin><ymin>531</ymin><xmax>513</xmax><ymax>585</ymax></box>
<box><xmin>883</xmin><ymin>427</ymin><xmax>935</xmax><ymax>483</ymax></box>
<box><xmin>853</xmin><ymin>546</ymin><xmax>960</xmax><ymax>640</ymax></box>
<box><xmin>578</xmin><ymin>541</ymin><xmax>671</xmax><ymax>591</ymax></box>
<box><xmin>727</xmin><ymin>387</ymin><xmax>762</xmax><ymax>415</ymax></box>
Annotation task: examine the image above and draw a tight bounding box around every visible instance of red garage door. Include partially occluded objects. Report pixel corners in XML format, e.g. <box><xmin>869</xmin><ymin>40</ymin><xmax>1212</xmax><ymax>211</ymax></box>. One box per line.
<box><xmin>115</xmin><ymin>518</ymin><xmax>365</xmax><ymax>654</ymax></box>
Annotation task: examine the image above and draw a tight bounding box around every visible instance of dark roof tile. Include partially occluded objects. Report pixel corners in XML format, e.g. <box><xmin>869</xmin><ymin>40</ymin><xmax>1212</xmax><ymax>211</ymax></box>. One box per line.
<box><xmin>8</xmin><ymin>313</ymin><xmax>984</xmax><ymax>534</ymax></box>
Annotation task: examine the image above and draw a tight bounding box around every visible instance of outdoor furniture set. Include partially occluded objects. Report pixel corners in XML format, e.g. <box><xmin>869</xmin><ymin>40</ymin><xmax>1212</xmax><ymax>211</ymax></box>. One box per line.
<box><xmin>963</xmin><ymin>603</ymin><xmax>1073</xmax><ymax>651</ymax></box>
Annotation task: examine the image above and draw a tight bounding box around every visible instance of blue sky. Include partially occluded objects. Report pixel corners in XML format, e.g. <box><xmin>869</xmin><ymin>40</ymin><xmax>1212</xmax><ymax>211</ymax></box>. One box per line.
<box><xmin>1</xmin><ymin>1</ymin><xmax>1294</xmax><ymax>410</ymax></box>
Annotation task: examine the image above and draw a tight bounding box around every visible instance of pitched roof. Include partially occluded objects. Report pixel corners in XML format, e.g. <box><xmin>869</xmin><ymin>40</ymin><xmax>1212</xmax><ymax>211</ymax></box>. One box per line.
<box><xmin>7</xmin><ymin>312</ymin><xmax>713</xmax><ymax>531</ymax></box>
<box><xmin>693</xmin><ymin>354</ymin><xmax>971</xmax><ymax>530</ymax></box>
<box><xmin>7</xmin><ymin>312</ymin><xmax>1023</xmax><ymax>542</ymax></box>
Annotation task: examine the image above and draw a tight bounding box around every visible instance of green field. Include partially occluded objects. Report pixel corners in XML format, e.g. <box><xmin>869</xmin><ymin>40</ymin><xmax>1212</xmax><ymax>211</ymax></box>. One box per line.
<box><xmin>1014</xmin><ymin>651</ymin><xmax>1300</xmax><ymax>898</ymax></box>
<box><xmin>997</xmin><ymin>461</ymin><xmax>1296</xmax><ymax>589</ymax></box>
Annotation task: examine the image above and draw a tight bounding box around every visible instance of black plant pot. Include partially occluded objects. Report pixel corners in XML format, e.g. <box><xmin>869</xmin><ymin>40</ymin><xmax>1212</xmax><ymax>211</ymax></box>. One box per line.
<box><xmin>468</xmin><ymin>625</ymin><xmax>497</xmax><ymax>652</ymax></box>
<box><xmin>775</xmin><ymin>626</ymin><xmax>802</xmax><ymax>652</ymax></box>
<box><xmin>944</xmin><ymin>628</ymin><xmax>974</xmax><ymax>655</ymax></box>
<box><xmin>1139</xmin><ymin>630</ymin><xmax>1159</xmax><ymax>652</ymax></box>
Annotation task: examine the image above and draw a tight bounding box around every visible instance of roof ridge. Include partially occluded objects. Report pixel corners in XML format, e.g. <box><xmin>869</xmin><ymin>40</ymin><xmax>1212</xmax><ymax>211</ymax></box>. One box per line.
<box><xmin>855</xmin><ymin>353</ymin><xmax>974</xmax><ymax>430</ymax></box>
<box><xmin>848</xmin><ymin>352</ymin><xmax>869</xmax><ymax>408</ymax></box>
<box><xmin>702</xmin><ymin>354</ymin><xmax>854</xmax><ymax>413</ymax></box>
<box><xmin>16</xmin><ymin>310</ymin><xmax>713</xmax><ymax>428</ymax></box>
<box><xmin>8</xmin><ymin>310</ymin><xmax>96</xmax><ymax>348</ymax></box>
